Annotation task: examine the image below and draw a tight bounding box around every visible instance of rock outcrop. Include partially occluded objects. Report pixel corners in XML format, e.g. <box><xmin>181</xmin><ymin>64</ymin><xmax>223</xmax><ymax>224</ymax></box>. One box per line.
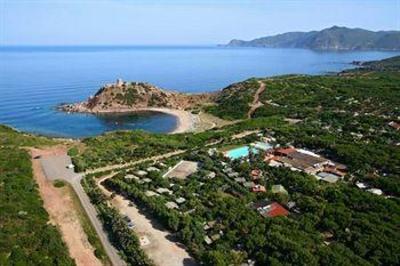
<box><xmin>60</xmin><ymin>79</ymin><xmax>214</xmax><ymax>113</ymax></box>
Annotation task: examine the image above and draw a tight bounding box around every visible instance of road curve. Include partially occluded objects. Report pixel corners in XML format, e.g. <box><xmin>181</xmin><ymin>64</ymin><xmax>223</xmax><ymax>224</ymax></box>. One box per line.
<box><xmin>40</xmin><ymin>155</ymin><xmax>126</xmax><ymax>266</ymax></box>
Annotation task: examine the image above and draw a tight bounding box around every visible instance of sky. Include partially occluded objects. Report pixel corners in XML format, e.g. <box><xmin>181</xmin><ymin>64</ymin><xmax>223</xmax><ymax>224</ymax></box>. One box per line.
<box><xmin>1</xmin><ymin>0</ymin><xmax>399</xmax><ymax>45</ymax></box>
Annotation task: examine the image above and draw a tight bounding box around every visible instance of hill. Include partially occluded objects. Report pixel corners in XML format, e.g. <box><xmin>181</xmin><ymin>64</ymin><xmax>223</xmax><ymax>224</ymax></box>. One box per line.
<box><xmin>0</xmin><ymin>126</ymin><xmax>75</xmax><ymax>265</ymax></box>
<box><xmin>61</xmin><ymin>79</ymin><xmax>214</xmax><ymax>113</ymax></box>
<box><xmin>207</xmin><ymin>55</ymin><xmax>400</xmax><ymax>120</ymax></box>
<box><xmin>226</xmin><ymin>26</ymin><xmax>400</xmax><ymax>50</ymax></box>
<box><xmin>357</xmin><ymin>55</ymin><xmax>400</xmax><ymax>71</ymax></box>
<box><xmin>70</xmin><ymin>56</ymin><xmax>400</xmax><ymax>266</ymax></box>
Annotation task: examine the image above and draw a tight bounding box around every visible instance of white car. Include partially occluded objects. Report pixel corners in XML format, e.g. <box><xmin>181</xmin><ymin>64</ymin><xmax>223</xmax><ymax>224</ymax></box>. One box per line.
<box><xmin>66</xmin><ymin>164</ymin><xmax>74</xmax><ymax>169</ymax></box>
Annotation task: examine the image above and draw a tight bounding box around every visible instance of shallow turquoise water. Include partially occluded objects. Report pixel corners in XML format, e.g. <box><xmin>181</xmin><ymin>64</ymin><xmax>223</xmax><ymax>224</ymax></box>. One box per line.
<box><xmin>226</xmin><ymin>146</ymin><xmax>259</xmax><ymax>160</ymax></box>
<box><xmin>0</xmin><ymin>46</ymin><xmax>398</xmax><ymax>138</ymax></box>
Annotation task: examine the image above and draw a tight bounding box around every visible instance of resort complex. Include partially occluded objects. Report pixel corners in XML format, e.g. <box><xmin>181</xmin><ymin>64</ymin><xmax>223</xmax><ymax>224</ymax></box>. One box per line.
<box><xmin>2</xmin><ymin>0</ymin><xmax>399</xmax><ymax>263</ymax></box>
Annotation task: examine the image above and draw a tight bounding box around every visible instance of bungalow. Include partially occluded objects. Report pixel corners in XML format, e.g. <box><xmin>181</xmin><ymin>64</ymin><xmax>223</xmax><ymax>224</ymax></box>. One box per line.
<box><xmin>367</xmin><ymin>188</ymin><xmax>383</xmax><ymax>196</ymax></box>
<box><xmin>208</xmin><ymin>148</ymin><xmax>218</xmax><ymax>156</ymax></box>
<box><xmin>252</xmin><ymin>184</ymin><xmax>266</xmax><ymax>193</ymax></box>
<box><xmin>250</xmin><ymin>169</ymin><xmax>262</xmax><ymax>180</ymax></box>
<box><xmin>389</xmin><ymin>121</ymin><xmax>400</xmax><ymax>130</ymax></box>
<box><xmin>203</xmin><ymin>220</ymin><xmax>216</xmax><ymax>231</ymax></box>
<box><xmin>223</xmin><ymin>167</ymin><xmax>233</xmax><ymax>174</ymax></box>
<box><xmin>267</xmin><ymin>159</ymin><xmax>283</xmax><ymax>168</ymax></box>
<box><xmin>286</xmin><ymin>201</ymin><xmax>296</xmax><ymax>210</ymax></box>
<box><xmin>204</xmin><ymin>236</ymin><xmax>213</xmax><ymax>245</ymax></box>
<box><xmin>355</xmin><ymin>181</ymin><xmax>367</xmax><ymax>189</ymax></box>
<box><xmin>210</xmin><ymin>234</ymin><xmax>221</xmax><ymax>242</ymax></box>
<box><xmin>274</xmin><ymin>147</ymin><xmax>296</xmax><ymax>157</ymax></box>
<box><xmin>175</xmin><ymin>197</ymin><xmax>186</xmax><ymax>204</ymax></box>
<box><xmin>146</xmin><ymin>166</ymin><xmax>160</xmax><ymax>172</ymax></box>
<box><xmin>125</xmin><ymin>174</ymin><xmax>139</xmax><ymax>181</ymax></box>
<box><xmin>138</xmin><ymin>178</ymin><xmax>152</xmax><ymax>184</ymax></box>
<box><xmin>156</xmin><ymin>187</ymin><xmax>173</xmax><ymax>195</ymax></box>
<box><xmin>135</xmin><ymin>170</ymin><xmax>148</xmax><ymax>177</ymax></box>
<box><xmin>207</xmin><ymin>171</ymin><xmax>216</xmax><ymax>179</ymax></box>
<box><xmin>165</xmin><ymin>201</ymin><xmax>179</xmax><ymax>209</ymax></box>
<box><xmin>271</xmin><ymin>185</ymin><xmax>288</xmax><ymax>195</ymax></box>
<box><xmin>252</xmin><ymin>141</ymin><xmax>274</xmax><ymax>151</ymax></box>
<box><xmin>145</xmin><ymin>190</ymin><xmax>160</xmax><ymax>197</ymax></box>
<box><xmin>317</xmin><ymin>172</ymin><xmax>341</xmax><ymax>183</ymax></box>
<box><xmin>323</xmin><ymin>165</ymin><xmax>346</xmax><ymax>178</ymax></box>
<box><xmin>252</xmin><ymin>200</ymin><xmax>289</xmax><ymax>218</ymax></box>
<box><xmin>243</xmin><ymin>181</ymin><xmax>256</xmax><ymax>189</ymax></box>
<box><xmin>227</xmin><ymin>172</ymin><xmax>239</xmax><ymax>178</ymax></box>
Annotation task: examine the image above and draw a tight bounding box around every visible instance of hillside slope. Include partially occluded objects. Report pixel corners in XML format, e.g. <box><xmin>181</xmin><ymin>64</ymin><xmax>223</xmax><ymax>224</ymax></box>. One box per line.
<box><xmin>226</xmin><ymin>26</ymin><xmax>400</xmax><ymax>50</ymax></box>
<box><xmin>61</xmin><ymin>79</ymin><xmax>214</xmax><ymax>113</ymax></box>
<box><xmin>0</xmin><ymin>126</ymin><xmax>75</xmax><ymax>265</ymax></box>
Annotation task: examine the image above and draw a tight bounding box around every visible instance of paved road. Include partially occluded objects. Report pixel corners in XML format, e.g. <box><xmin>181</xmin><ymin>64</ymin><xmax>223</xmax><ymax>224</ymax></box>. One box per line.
<box><xmin>40</xmin><ymin>155</ymin><xmax>126</xmax><ymax>266</ymax></box>
<box><xmin>85</xmin><ymin>150</ymin><xmax>186</xmax><ymax>175</ymax></box>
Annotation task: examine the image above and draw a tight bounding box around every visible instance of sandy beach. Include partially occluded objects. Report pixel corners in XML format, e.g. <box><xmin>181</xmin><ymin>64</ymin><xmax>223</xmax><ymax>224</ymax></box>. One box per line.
<box><xmin>66</xmin><ymin>106</ymin><xmax>198</xmax><ymax>134</ymax></box>
<box><xmin>140</xmin><ymin>107</ymin><xmax>197</xmax><ymax>134</ymax></box>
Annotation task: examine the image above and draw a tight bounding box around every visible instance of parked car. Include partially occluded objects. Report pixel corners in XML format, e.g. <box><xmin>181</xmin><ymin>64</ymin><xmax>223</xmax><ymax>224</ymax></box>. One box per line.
<box><xmin>127</xmin><ymin>222</ymin><xmax>135</xmax><ymax>229</ymax></box>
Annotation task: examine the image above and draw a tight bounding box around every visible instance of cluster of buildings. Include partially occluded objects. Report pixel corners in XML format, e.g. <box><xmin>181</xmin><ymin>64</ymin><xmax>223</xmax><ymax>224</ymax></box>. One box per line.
<box><xmin>125</xmin><ymin>162</ymin><xmax>191</xmax><ymax>210</ymax></box>
<box><xmin>264</xmin><ymin>147</ymin><xmax>347</xmax><ymax>183</ymax></box>
<box><xmin>224</xmin><ymin>132</ymin><xmax>348</xmax><ymax>184</ymax></box>
<box><xmin>203</xmin><ymin>220</ymin><xmax>225</xmax><ymax>245</ymax></box>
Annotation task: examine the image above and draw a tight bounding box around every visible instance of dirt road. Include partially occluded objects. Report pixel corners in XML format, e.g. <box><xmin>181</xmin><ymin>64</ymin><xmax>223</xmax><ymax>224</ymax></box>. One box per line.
<box><xmin>31</xmin><ymin>147</ymin><xmax>103</xmax><ymax>266</ymax></box>
<box><xmin>247</xmin><ymin>81</ymin><xmax>266</xmax><ymax>118</ymax></box>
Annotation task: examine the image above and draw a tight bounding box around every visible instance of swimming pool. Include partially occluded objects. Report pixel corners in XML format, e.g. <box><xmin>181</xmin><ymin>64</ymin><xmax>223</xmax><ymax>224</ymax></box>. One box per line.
<box><xmin>226</xmin><ymin>146</ymin><xmax>258</xmax><ymax>160</ymax></box>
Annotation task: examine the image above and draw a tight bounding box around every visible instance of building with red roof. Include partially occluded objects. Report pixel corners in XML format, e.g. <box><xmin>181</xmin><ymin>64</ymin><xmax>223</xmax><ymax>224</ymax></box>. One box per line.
<box><xmin>274</xmin><ymin>147</ymin><xmax>296</xmax><ymax>156</ymax></box>
<box><xmin>250</xmin><ymin>169</ymin><xmax>262</xmax><ymax>180</ymax></box>
<box><xmin>252</xmin><ymin>200</ymin><xmax>289</xmax><ymax>218</ymax></box>
<box><xmin>265</xmin><ymin>202</ymin><xmax>289</xmax><ymax>217</ymax></box>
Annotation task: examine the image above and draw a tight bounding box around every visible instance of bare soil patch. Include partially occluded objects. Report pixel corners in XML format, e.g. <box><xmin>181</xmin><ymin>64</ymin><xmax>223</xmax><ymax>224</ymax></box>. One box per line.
<box><xmin>31</xmin><ymin>147</ymin><xmax>102</xmax><ymax>266</ymax></box>
<box><xmin>111</xmin><ymin>195</ymin><xmax>197</xmax><ymax>266</ymax></box>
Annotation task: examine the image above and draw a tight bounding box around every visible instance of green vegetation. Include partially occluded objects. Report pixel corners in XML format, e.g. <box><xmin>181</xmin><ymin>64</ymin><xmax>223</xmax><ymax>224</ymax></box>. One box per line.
<box><xmin>81</xmin><ymin>173</ymin><xmax>153</xmax><ymax>266</ymax></box>
<box><xmin>53</xmin><ymin>179</ymin><xmax>66</xmax><ymax>188</ymax></box>
<box><xmin>71</xmin><ymin>128</ymin><xmax>230</xmax><ymax>171</ymax></box>
<box><xmin>0</xmin><ymin>126</ymin><xmax>74</xmax><ymax>265</ymax></box>
<box><xmin>226</xmin><ymin>26</ymin><xmax>400</xmax><ymax>51</ymax></box>
<box><xmin>202</xmin><ymin>60</ymin><xmax>400</xmax><ymax>197</ymax></box>
<box><xmin>358</xmin><ymin>55</ymin><xmax>400</xmax><ymax>71</ymax></box>
<box><xmin>61</xmin><ymin>183</ymin><xmax>110</xmax><ymax>264</ymax></box>
<box><xmin>66</xmin><ymin>56</ymin><xmax>400</xmax><ymax>265</ymax></box>
<box><xmin>103</xmin><ymin>148</ymin><xmax>400</xmax><ymax>265</ymax></box>
<box><xmin>206</xmin><ymin>78</ymin><xmax>259</xmax><ymax>119</ymax></box>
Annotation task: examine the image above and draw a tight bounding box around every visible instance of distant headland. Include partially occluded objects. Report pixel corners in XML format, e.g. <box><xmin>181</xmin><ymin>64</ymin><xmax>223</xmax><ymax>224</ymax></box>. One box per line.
<box><xmin>225</xmin><ymin>26</ymin><xmax>400</xmax><ymax>51</ymax></box>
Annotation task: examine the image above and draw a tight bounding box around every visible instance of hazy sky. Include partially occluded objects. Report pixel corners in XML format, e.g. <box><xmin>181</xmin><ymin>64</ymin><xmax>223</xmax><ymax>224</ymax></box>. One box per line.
<box><xmin>1</xmin><ymin>0</ymin><xmax>399</xmax><ymax>45</ymax></box>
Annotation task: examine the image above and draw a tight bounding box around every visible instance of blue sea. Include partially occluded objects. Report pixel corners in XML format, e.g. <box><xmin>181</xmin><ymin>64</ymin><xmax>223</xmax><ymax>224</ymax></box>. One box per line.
<box><xmin>0</xmin><ymin>46</ymin><xmax>398</xmax><ymax>138</ymax></box>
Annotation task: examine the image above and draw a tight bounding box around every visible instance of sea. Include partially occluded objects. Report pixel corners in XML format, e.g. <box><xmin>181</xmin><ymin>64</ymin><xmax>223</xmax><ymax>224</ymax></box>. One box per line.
<box><xmin>0</xmin><ymin>46</ymin><xmax>398</xmax><ymax>138</ymax></box>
